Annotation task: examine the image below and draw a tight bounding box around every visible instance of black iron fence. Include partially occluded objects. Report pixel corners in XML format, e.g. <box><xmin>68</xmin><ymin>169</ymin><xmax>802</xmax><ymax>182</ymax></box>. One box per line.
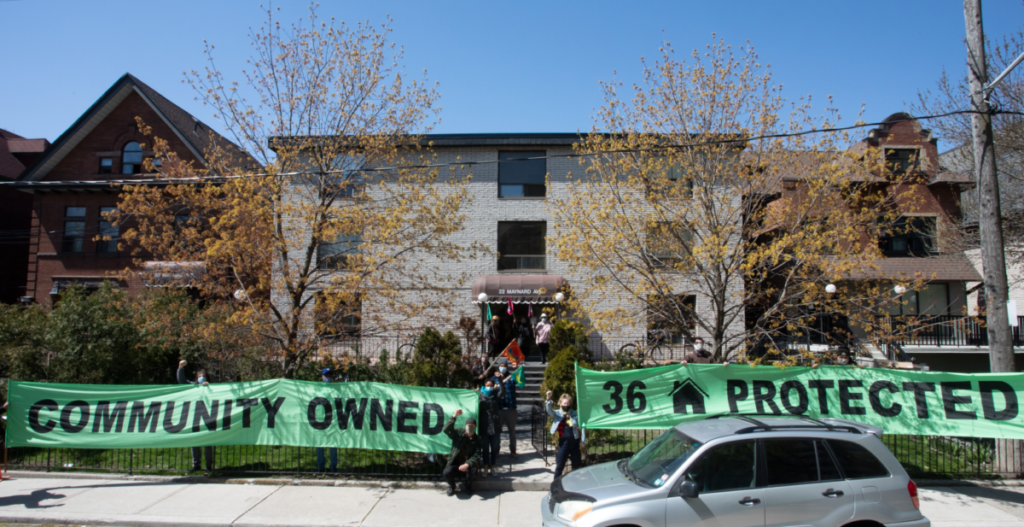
<box><xmin>883</xmin><ymin>315</ymin><xmax>1024</xmax><ymax>348</ymax></box>
<box><xmin>531</xmin><ymin>402</ymin><xmax>549</xmax><ymax>465</ymax></box>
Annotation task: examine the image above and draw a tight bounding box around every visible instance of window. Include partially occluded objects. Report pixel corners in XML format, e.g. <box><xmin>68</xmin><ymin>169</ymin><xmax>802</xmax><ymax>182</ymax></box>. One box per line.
<box><xmin>684</xmin><ymin>440</ymin><xmax>756</xmax><ymax>493</ymax></box>
<box><xmin>62</xmin><ymin>206</ymin><xmax>86</xmax><ymax>253</ymax></box>
<box><xmin>318</xmin><ymin>234</ymin><xmax>362</xmax><ymax>269</ymax></box>
<box><xmin>98</xmin><ymin>158</ymin><xmax>113</xmax><ymax>174</ymax></box>
<box><xmin>888</xmin><ymin>283</ymin><xmax>948</xmax><ymax>316</ymax></box>
<box><xmin>879</xmin><ymin>216</ymin><xmax>935</xmax><ymax>256</ymax></box>
<box><xmin>649</xmin><ymin>295</ymin><xmax>696</xmax><ymax>344</ymax></box>
<box><xmin>319</xmin><ymin>173</ymin><xmax>363</xmax><ymax>200</ymax></box>
<box><xmin>817</xmin><ymin>441</ymin><xmax>843</xmax><ymax>481</ymax></box>
<box><xmin>646</xmin><ymin>164</ymin><xmax>694</xmax><ymax>200</ymax></box>
<box><xmin>497</xmin><ymin>222</ymin><xmax>546</xmax><ymax>270</ymax></box>
<box><xmin>765</xmin><ymin>439</ymin><xmax>819</xmax><ymax>486</ymax></box>
<box><xmin>646</xmin><ymin>222</ymin><xmax>694</xmax><ymax>268</ymax></box>
<box><xmin>885</xmin><ymin>148</ymin><xmax>920</xmax><ymax>176</ymax></box>
<box><xmin>826</xmin><ymin>440</ymin><xmax>890</xmax><ymax>479</ymax></box>
<box><xmin>96</xmin><ymin>207</ymin><xmax>119</xmax><ymax>254</ymax></box>
<box><xmin>626</xmin><ymin>429</ymin><xmax>702</xmax><ymax>487</ymax></box>
<box><xmin>122</xmin><ymin>141</ymin><xmax>143</xmax><ymax>174</ymax></box>
<box><xmin>314</xmin><ymin>293</ymin><xmax>361</xmax><ymax>338</ymax></box>
<box><xmin>498</xmin><ymin>151</ymin><xmax>546</xmax><ymax>198</ymax></box>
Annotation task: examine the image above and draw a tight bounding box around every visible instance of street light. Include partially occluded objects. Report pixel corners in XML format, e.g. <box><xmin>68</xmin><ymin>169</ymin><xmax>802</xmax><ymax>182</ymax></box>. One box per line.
<box><xmin>477</xmin><ymin>293</ymin><xmax>488</xmax><ymax>303</ymax></box>
<box><xmin>554</xmin><ymin>292</ymin><xmax>565</xmax><ymax>302</ymax></box>
<box><xmin>894</xmin><ymin>285</ymin><xmax>907</xmax><ymax>295</ymax></box>
<box><xmin>825</xmin><ymin>284</ymin><xmax>837</xmax><ymax>294</ymax></box>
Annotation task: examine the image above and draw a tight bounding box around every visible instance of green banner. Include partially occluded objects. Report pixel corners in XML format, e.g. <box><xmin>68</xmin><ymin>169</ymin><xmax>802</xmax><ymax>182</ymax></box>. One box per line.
<box><xmin>576</xmin><ymin>364</ymin><xmax>1024</xmax><ymax>439</ymax></box>
<box><xmin>6</xmin><ymin>379</ymin><xmax>479</xmax><ymax>453</ymax></box>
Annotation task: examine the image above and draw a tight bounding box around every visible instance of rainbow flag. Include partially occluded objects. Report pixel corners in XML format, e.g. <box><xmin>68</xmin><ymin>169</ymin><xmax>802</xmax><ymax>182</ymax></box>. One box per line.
<box><xmin>512</xmin><ymin>364</ymin><xmax>526</xmax><ymax>388</ymax></box>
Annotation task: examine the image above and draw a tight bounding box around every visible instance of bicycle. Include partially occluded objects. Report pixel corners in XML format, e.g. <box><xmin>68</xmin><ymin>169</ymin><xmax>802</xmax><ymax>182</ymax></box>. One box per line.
<box><xmin>618</xmin><ymin>330</ymin><xmax>671</xmax><ymax>366</ymax></box>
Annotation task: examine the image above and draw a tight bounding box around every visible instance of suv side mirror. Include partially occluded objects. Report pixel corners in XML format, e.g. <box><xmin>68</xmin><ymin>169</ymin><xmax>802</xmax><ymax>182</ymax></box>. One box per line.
<box><xmin>679</xmin><ymin>480</ymin><xmax>699</xmax><ymax>499</ymax></box>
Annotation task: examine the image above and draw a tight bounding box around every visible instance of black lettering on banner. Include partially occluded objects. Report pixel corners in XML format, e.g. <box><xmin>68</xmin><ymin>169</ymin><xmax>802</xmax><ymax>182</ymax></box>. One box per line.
<box><xmin>336</xmin><ymin>398</ymin><xmax>369</xmax><ymax>430</ymax></box>
<box><xmin>727</xmin><ymin>380</ymin><xmax>749</xmax><ymax>413</ymax></box>
<box><xmin>902</xmin><ymin>382</ymin><xmax>936</xmax><ymax>419</ymax></box>
<box><xmin>222</xmin><ymin>400</ymin><xmax>233</xmax><ymax>430</ymax></box>
<box><xmin>627</xmin><ymin>381</ymin><xmax>647</xmax><ymax>414</ymax></box>
<box><xmin>422</xmin><ymin>403</ymin><xmax>444</xmax><ymax>435</ymax></box>
<box><xmin>60</xmin><ymin>400</ymin><xmax>90</xmax><ymax>433</ymax></box>
<box><xmin>92</xmin><ymin>401</ymin><xmax>127</xmax><ymax>433</ymax></box>
<box><xmin>780</xmin><ymin>381</ymin><xmax>809</xmax><ymax>414</ymax></box>
<box><xmin>261</xmin><ymin>397</ymin><xmax>286</xmax><ymax>428</ymax></box>
<box><xmin>753</xmin><ymin>381</ymin><xmax>782</xmax><ymax>415</ymax></box>
<box><xmin>980</xmin><ymin>381</ymin><xmax>1019</xmax><ymax>421</ymax></box>
<box><xmin>838</xmin><ymin>380</ymin><xmax>867</xmax><ymax>416</ymax></box>
<box><xmin>308</xmin><ymin>397</ymin><xmax>332</xmax><ymax>430</ymax></box>
<box><xmin>193</xmin><ymin>400</ymin><xmax>220</xmax><ymax>432</ymax></box>
<box><xmin>941</xmin><ymin>382</ymin><xmax>977</xmax><ymax>420</ymax></box>
<box><xmin>29</xmin><ymin>400</ymin><xmax>58</xmax><ymax>433</ymax></box>
<box><xmin>868</xmin><ymin>381</ymin><xmax>902</xmax><ymax>417</ymax></box>
<box><xmin>808</xmin><ymin>380</ymin><xmax>835</xmax><ymax>414</ymax></box>
<box><xmin>236</xmin><ymin>398</ymin><xmax>259</xmax><ymax>427</ymax></box>
<box><xmin>128</xmin><ymin>402</ymin><xmax>161</xmax><ymax>433</ymax></box>
<box><xmin>163</xmin><ymin>401</ymin><xmax>191</xmax><ymax>433</ymax></box>
<box><xmin>603</xmin><ymin>381</ymin><xmax>624</xmax><ymax>414</ymax></box>
<box><xmin>397</xmin><ymin>401</ymin><xmax>419</xmax><ymax>434</ymax></box>
<box><xmin>370</xmin><ymin>399</ymin><xmax>394</xmax><ymax>431</ymax></box>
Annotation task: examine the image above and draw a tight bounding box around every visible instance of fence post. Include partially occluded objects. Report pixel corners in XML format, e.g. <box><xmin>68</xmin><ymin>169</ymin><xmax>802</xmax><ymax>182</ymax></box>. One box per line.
<box><xmin>977</xmin><ymin>441</ymin><xmax>982</xmax><ymax>480</ymax></box>
<box><xmin>45</xmin><ymin>449</ymin><xmax>50</xmax><ymax>472</ymax></box>
<box><xmin>129</xmin><ymin>449</ymin><xmax>133</xmax><ymax>476</ymax></box>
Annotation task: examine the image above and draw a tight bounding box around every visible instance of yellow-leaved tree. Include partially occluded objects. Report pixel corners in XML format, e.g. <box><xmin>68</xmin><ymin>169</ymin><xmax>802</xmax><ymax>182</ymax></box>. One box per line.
<box><xmin>550</xmin><ymin>39</ymin><xmax>925</xmax><ymax>363</ymax></box>
<box><xmin>117</xmin><ymin>5</ymin><xmax>479</xmax><ymax>377</ymax></box>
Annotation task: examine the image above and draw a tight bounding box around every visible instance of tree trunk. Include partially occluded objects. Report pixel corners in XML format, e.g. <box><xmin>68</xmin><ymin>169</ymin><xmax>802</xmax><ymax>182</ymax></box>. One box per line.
<box><xmin>964</xmin><ymin>0</ymin><xmax>1014</xmax><ymax>372</ymax></box>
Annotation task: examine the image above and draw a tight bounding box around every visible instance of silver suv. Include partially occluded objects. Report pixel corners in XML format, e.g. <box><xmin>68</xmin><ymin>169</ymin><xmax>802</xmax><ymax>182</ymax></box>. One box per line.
<box><xmin>541</xmin><ymin>415</ymin><xmax>928</xmax><ymax>527</ymax></box>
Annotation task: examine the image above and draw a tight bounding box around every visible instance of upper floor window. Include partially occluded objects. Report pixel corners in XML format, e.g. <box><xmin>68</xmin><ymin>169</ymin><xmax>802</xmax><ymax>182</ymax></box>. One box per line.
<box><xmin>97</xmin><ymin>206</ymin><xmax>119</xmax><ymax>254</ymax></box>
<box><xmin>648</xmin><ymin>294</ymin><xmax>696</xmax><ymax>345</ymax></box>
<box><xmin>498</xmin><ymin>151</ymin><xmax>546</xmax><ymax>198</ymax></box>
<box><xmin>314</xmin><ymin>292</ymin><xmax>361</xmax><ymax>339</ymax></box>
<box><xmin>879</xmin><ymin>215</ymin><xmax>935</xmax><ymax>256</ymax></box>
<box><xmin>498</xmin><ymin>221</ymin><xmax>546</xmax><ymax>270</ymax></box>
<box><xmin>98</xmin><ymin>158</ymin><xmax>113</xmax><ymax>175</ymax></box>
<box><xmin>645</xmin><ymin>222</ymin><xmax>694</xmax><ymax>269</ymax></box>
<box><xmin>884</xmin><ymin>148</ymin><xmax>919</xmax><ymax>176</ymax></box>
<box><xmin>646</xmin><ymin>164</ymin><xmax>694</xmax><ymax>200</ymax></box>
<box><xmin>122</xmin><ymin>142</ymin><xmax>143</xmax><ymax>174</ymax></box>
<box><xmin>62</xmin><ymin>206</ymin><xmax>86</xmax><ymax>253</ymax></box>
<box><xmin>318</xmin><ymin>233</ymin><xmax>362</xmax><ymax>270</ymax></box>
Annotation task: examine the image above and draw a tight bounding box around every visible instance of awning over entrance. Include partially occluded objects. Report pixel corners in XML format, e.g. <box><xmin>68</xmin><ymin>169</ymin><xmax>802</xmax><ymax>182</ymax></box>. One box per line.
<box><xmin>143</xmin><ymin>261</ymin><xmax>206</xmax><ymax>287</ymax></box>
<box><xmin>471</xmin><ymin>275</ymin><xmax>566</xmax><ymax>304</ymax></box>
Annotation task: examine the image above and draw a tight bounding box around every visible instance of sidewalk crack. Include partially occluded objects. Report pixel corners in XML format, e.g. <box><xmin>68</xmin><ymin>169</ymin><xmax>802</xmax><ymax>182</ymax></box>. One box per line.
<box><xmin>230</xmin><ymin>484</ymin><xmax>283</xmax><ymax>525</ymax></box>
<box><xmin>358</xmin><ymin>487</ymin><xmax>391</xmax><ymax>526</ymax></box>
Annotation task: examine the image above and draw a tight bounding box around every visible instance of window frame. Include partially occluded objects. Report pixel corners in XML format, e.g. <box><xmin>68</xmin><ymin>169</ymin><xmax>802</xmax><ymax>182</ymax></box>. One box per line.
<box><xmin>98</xmin><ymin>157</ymin><xmax>113</xmax><ymax>175</ymax></box>
<box><xmin>682</xmin><ymin>439</ymin><xmax>759</xmax><ymax>494</ymax></box>
<box><xmin>96</xmin><ymin>206</ymin><xmax>119</xmax><ymax>254</ymax></box>
<box><xmin>121</xmin><ymin>141</ymin><xmax>143</xmax><ymax>175</ymax></box>
<box><xmin>318</xmin><ymin>233</ymin><xmax>362</xmax><ymax>270</ymax></box>
<box><xmin>879</xmin><ymin>215</ymin><xmax>937</xmax><ymax>256</ymax></box>
<box><xmin>884</xmin><ymin>148</ymin><xmax>920</xmax><ymax>176</ymax></box>
<box><xmin>61</xmin><ymin>206</ymin><xmax>87</xmax><ymax>254</ymax></box>
<box><xmin>498</xmin><ymin>151</ymin><xmax>547</xmax><ymax>199</ymax></box>
<box><xmin>497</xmin><ymin>221</ymin><xmax>547</xmax><ymax>271</ymax></box>
<box><xmin>314</xmin><ymin>292</ymin><xmax>362</xmax><ymax>339</ymax></box>
<box><xmin>646</xmin><ymin>163</ymin><xmax>694</xmax><ymax>200</ymax></box>
<box><xmin>648</xmin><ymin>294</ymin><xmax>697</xmax><ymax>345</ymax></box>
<box><xmin>645</xmin><ymin>222</ymin><xmax>695</xmax><ymax>269</ymax></box>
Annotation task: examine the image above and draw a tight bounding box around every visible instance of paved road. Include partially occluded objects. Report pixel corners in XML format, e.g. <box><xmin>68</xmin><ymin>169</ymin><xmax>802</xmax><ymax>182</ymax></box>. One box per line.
<box><xmin>1</xmin><ymin>476</ymin><xmax>1024</xmax><ymax>526</ymax></box>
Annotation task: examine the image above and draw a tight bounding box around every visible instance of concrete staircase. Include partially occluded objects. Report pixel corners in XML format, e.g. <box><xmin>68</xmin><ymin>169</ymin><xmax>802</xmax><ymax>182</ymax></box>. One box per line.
<box><xmin>518</xmin><ymin>354</ymin><xmax>546</xmax><ymax>407</ymax></box>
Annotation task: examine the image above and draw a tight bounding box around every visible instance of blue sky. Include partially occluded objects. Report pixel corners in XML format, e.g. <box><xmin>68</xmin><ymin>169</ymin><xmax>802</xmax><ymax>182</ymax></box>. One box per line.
<box><xmin>2</xmin><ymin>0</ymin><xmax>1022</xmax><ymax>151</ymax></box>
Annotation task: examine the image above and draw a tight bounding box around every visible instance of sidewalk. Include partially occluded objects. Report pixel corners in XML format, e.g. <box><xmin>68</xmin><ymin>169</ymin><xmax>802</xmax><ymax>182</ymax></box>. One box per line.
<box><xmin>3</xmin><ymin>475</ymin><xmax>1024</xmax><ymax>527</ymax></box>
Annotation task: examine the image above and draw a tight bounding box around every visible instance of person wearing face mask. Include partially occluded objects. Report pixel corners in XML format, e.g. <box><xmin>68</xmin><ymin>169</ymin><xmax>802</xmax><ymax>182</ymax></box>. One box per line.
<box><xmin>496</xmin><ymin>361</ymin><xmax>519</xmax><ymax>457</ymax></box>
<box><xmin>442</xmin><ymin>409</ymin><xmax>482</xmax><ymax>496</ymax></box>
<box><xmin>316</xmin><ymin>368</ymin><xmax>339</xmax><ymax>473</ymax></box>
<box><xmin>545</xmin><ymin>391</ymin><xmax>586</xmax><ymax>479</ymax></box>
<box><xmin>682</xmin><ymin>337</ymin><xmax>730</xmax><ymax>365</ymax></box>
<box><xmin>534</xmin><ymin>314</ymin><xmax>552</xmax><ymax>363</ymax></box>
<box><xmin>177</xmin><ymin>360</ymin><xmax>214</xmax><ymax>474</ymax></box>
<box><xmin>477</xmin><ymin>378</ymin><xmax>505</xmax><ymax>476</ymax></box>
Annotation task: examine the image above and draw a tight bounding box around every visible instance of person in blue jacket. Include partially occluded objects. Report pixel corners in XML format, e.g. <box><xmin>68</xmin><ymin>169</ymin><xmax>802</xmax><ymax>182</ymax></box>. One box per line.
<box><xmin>545</xmin><ymin>390</ymin><xmax>586</xmax><ymax>480</ymax></box>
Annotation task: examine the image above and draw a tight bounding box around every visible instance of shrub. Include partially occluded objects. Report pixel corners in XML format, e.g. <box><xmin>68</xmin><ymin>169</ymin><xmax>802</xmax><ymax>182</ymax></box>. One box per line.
<box><xmin>548</xmin><ymin>320</ymin><xmax>589</xmax><ymax>363</ymax></box>
<box><xmin>410</xmin><ymin>327</ymin><xmax>472</xmax><ymax>388</ymax></box>
<box><xmin>541</xmin><ymin>344</ymin><xmax>592</xmax><ymax>410</ymax></box>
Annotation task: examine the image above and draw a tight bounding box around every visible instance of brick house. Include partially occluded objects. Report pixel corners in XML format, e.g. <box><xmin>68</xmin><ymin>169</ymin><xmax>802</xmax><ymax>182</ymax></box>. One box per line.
<box><xmin>0</xmin><ymin>74</ymin><xmax>251</xmax><ymax>305</ymax></box>
<box><xmin>0</xmin><ymin>129</ymin><xmax>49</xmax><ymax>303</ymax></box>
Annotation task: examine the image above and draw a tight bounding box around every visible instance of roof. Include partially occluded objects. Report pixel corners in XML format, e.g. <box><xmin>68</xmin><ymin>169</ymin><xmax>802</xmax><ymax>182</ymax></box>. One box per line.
<box><xmin>0</xmin><ymin>130</ymin><xmax>24</xmax><ymax>179</ymax></box>
<box><xmin>928</xmin><ymin>169</ymin><xmax>975</xmax><ymax>187</ymax></box>
<box><xmin>675</xmin><ymin>415</ymin><xmax>881</xmax><ymax>443</ymax></box>
<box><xmin>845</xmin><ymin>255</ymin><xmax>983</xmax><ymax>281</ymax></box>
<box><xmin>19</xmin><ymin>73</ymin><xmax>257</xmax><ymax>182</ymax></box>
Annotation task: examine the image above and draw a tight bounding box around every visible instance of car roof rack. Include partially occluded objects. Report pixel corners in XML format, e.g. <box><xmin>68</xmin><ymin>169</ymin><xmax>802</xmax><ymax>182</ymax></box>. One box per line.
<box><xmin>707</xmin><ymin>414</ymin><xmax>865</xmax><ymax>435</ymax></box>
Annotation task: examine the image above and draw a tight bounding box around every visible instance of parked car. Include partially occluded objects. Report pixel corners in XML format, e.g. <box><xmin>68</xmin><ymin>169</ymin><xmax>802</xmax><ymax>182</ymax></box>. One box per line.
<box><xmin>541</xmin><ymin>415</ymin><xmax>928</xmax><ymax>527</ymax></box>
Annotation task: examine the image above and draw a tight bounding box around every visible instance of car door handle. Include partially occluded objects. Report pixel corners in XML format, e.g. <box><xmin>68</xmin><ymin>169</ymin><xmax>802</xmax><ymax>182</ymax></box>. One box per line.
<box><xmin>738</xmin><ymin>497</ymin><xmax>761</xmax><ymax>506</ymax></box>
<box><xmin>822</xmin><ymin>489</ymin><xmax>845</xmax><ymax>498</ymax></box>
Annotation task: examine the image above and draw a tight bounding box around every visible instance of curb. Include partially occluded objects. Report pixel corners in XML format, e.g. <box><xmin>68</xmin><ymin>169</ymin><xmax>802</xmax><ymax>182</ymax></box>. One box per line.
<box><xmin>0</xmin><ymin>470</ymin><xmax>552</xmax><ymax>492</ymax></box>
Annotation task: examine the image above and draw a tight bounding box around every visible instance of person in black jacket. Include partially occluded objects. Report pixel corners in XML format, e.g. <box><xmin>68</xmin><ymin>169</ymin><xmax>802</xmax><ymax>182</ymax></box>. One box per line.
<box><xmin>176</xmin><ymin>360</ymin><xmax>214</xmax><ymax>474</ymax></box>
<box><xmin>477</xmin><ymin>378</ymin><xmax>505</xmax><ymax>477</ymax></box>
<box><xmin>442</xmin><ymin>409</ymin><xmax>482</xmax><ymax>496</ymax></box>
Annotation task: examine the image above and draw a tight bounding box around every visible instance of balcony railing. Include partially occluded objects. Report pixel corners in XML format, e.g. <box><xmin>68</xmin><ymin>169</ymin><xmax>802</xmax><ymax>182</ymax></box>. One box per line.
<box><xmin>497</xmin><ymin>255</ymin><xmax>546</xmax><ymax>271</ymax></box>
<box><xmin>882</xmin><ymin>315</ymin><xmax>1024</xmax><ymax>348</ymax></box>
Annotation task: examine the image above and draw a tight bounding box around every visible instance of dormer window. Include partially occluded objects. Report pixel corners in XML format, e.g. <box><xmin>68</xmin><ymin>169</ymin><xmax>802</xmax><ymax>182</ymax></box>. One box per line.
<box><xmin>122</xmin><ymin>142</ymin><xmax>143</xmax><ymax>174</ymax></box>
<box><xmin>884</xmin><ymin>148</ymin><xmax>919</xmax><ymax>176</ymax></box>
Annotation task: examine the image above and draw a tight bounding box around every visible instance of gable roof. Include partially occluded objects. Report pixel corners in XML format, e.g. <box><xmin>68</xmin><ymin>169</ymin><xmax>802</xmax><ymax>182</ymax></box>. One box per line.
<box><xmin>19</xmin><ymin>73</ymin><xmax>255</xmax><ymax>182</ymax></box>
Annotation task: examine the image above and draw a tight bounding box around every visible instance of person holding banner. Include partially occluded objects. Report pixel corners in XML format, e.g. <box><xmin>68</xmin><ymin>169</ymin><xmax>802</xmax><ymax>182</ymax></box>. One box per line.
<box><xmin>316</xmin><ymin>368</ymin><xmax>338</xmax><ymax>473</ymax></box>
<box><xmin>442</xmin><ymin>409</ymin><xmax>482</xmax><ymax>496</ymax></box>
<box><xmin>176</xmin><ymin>360</ymin><xmax>214</xmax><ymax>474</ymax></box>
<box><xmin>546</xmin><ymin>390</ymin><xmax>585</xmax><ymax>480</ymax></box>
<box><xmin>497</xmin><ymin>362</ymin><xmax>518</xmax><ymax>457</ymax></box>
<box><xmin>477</xmin><ymin>378</ymin><xmax>505</xmax><ymax>476</ymax></box>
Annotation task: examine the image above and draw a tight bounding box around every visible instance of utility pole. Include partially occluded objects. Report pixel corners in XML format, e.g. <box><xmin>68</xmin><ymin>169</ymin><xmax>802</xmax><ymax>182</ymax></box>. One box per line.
<box><xmin>964</xmin><ymin>0</ymin><xmax>1014</xmax><ymax>372</ymax></box>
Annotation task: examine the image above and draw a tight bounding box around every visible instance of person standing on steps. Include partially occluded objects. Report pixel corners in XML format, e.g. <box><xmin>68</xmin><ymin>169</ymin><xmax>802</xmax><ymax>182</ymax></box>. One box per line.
<box><xmin>535</xmin><ymin>313</ymin><xmax>552</xmax><ymax>363</ymax></box>
<box><xmin>546</xmin><ymin>390</ymin><xmax>585</xmax><ymax>480</ymax></box>
<box><xmin>176</xmin><ymin>360</ymin><xmax>214</xmax><ymax>475</ymax></box>
<box><xmin>497</xmin><ymin>362</ymin><xmax>519</xmax><ymax>458</ymax></box>
<box><xmin>442</xmin><ymin>409</ymin><xmax>482</xmax><ymax>496</ymax></box>
<box><xmin>486</xmin><ymin>315</ymin><xmax>501</xmax><ymax>359</ymax></box>
<box><xmin>477</xmin><ymin>378</ymin><xmax>505</xmax><ymax>477</ymax></box>
<box><xmin>515</xmin><ymin>316</ymin><xmax>534</xmax><ymax>355</ymax></box>
<box><xmin>316</xmin><ymin>368</ymin><xmax>339</xmax><ymax>473</ymax></box>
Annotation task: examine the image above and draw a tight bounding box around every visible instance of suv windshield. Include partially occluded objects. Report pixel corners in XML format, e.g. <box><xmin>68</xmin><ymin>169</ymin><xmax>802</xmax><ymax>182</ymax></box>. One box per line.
<box><xmin>626</xmin><ymin>429</ymin><xmax>701</xmax><ymax>487</ymax></box>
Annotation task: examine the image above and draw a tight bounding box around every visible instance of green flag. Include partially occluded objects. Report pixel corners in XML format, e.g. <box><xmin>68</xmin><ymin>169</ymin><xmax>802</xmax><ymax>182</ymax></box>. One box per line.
<box><xmin>7</xmin><ymin>379</ymin><xmax>478</xmax><ymax>453</ymax></box>
<box><xmin>486</xmin><ymin>303</ymin><xmax>492</xmax><ymax>321</ymax></box>
<box><xmin>512</xmin><ymin>364</ymin><xmax>526</xmax><ymax>388</ymax></box>
<box><xmin>575</xmin><ymin>363</ymin><xmax>1024</xmax><ymax>439</ymax></box>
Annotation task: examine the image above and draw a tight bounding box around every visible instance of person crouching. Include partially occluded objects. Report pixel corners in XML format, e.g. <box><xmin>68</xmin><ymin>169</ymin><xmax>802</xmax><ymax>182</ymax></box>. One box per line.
<box><xmin>442</xmin><ymin>409</ymin><xmax>482</xmax><ymax>496</ymax></box>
